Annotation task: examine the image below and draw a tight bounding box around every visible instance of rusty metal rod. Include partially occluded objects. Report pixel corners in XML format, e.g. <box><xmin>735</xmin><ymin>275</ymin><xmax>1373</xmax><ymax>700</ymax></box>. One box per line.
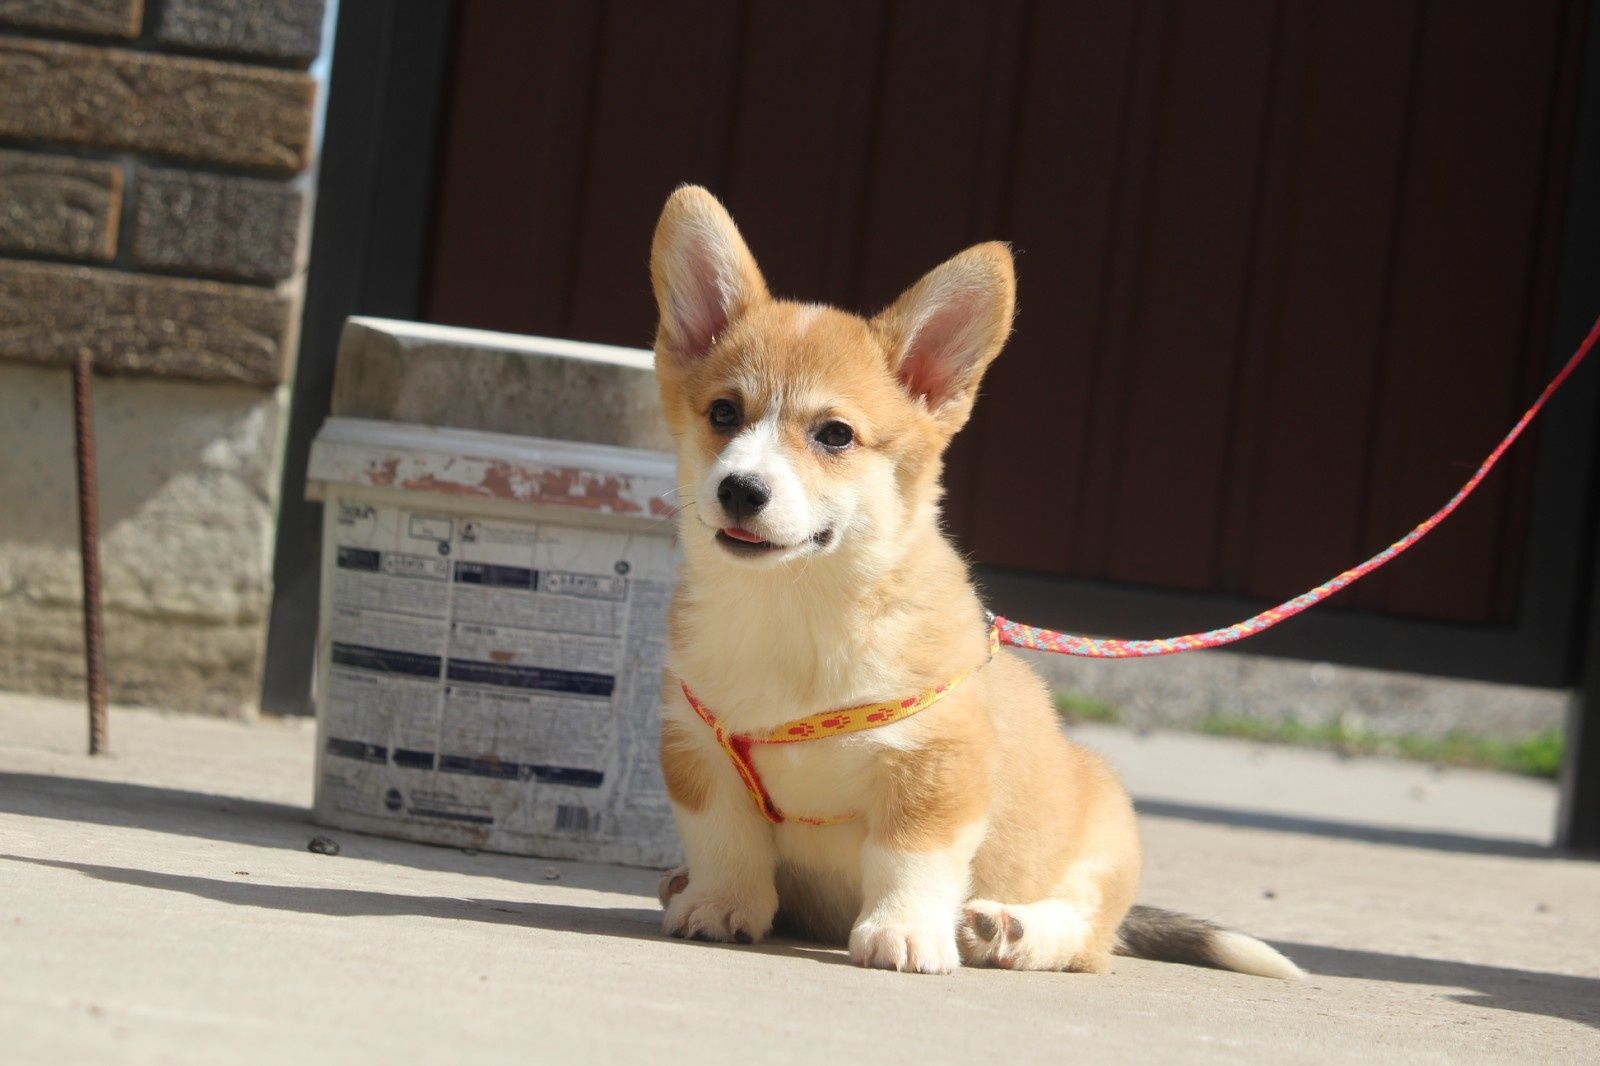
<box><xmin>72</xmin><ymin>350</ymin><xmax>108</xmax><ymax>756</ymax></box>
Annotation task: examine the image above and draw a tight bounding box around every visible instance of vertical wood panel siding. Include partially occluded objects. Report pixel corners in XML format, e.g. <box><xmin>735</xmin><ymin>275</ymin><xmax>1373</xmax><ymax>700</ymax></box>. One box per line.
<box><xmin>425</xmin><ymin>0</ymin><xmax>1587</xmax><ymax>627</ymax></box>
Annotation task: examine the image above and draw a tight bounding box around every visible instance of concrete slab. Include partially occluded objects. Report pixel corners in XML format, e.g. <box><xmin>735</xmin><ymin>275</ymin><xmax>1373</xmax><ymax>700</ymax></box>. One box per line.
<box><xmin>1</xmin><ymin>691</ymin><xmax>1596</xmax><ymax>1065</ymax></box>
<box><xmin>329</xmin><ymin>317</ymin><xmax>670</xmax><ymax>450</ymax></box>
<box><xmin>0</xmin><ymin>365</ymin><xmax>286</xmax><ymax>716</ymax></box>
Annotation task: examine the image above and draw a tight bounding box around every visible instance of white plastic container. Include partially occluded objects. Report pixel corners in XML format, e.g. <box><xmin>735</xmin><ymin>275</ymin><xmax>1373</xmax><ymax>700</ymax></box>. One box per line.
<box><xmin>305</xmin><ymin>402</ymin><xmax>682</xmax><ymax>867</ymax></box>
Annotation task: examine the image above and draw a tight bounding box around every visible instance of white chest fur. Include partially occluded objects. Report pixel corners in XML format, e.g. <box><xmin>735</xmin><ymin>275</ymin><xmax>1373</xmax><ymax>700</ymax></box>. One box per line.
<box><xmin>665</xmin><ymin>543</ymin><xmax>962</xmax><ymax>937</ymax></box>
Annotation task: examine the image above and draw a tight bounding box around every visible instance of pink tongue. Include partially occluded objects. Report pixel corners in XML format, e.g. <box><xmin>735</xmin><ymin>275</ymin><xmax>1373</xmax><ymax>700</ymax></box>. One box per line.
<box><xmin>722</xmin><ymin>526</ymin><xmax>766</xmax><ymax>544</ymax></box>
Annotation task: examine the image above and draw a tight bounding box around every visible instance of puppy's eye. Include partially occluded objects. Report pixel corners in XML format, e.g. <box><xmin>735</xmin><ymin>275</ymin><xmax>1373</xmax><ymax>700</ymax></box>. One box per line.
<box><xmin>814</xmin><ymin>421</ymin><xmax>854</xmax><ymax>450</ymax></box>
<box><xmin>708</xmin><ymin>399</ymin><xmax>740</xmax><ymax>430</ymax></box>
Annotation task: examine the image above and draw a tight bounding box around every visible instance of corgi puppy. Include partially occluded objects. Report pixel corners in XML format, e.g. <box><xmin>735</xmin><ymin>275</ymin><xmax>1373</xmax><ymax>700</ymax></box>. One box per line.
<box><xmin>648</xmin><ymin>185</ymin><xmax>1300</xmax><ymax>979</ymax></box>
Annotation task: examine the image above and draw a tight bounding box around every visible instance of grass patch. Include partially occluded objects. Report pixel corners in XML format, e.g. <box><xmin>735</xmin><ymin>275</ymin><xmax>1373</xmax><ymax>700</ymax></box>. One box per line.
<box><xmin>1052</xmin><ymin>693</ymin><xmax>1121</xmax><ymax>725</ymax></box>
<box><xmin>1051</xmin><ymin>694</ymin><xmax>1564</xmax><ymax>778</ymax></box>
<box><xmin>1193</xmin><ymin>713</ymin><xmax>1564</xmax><ymax>779</ymax></box>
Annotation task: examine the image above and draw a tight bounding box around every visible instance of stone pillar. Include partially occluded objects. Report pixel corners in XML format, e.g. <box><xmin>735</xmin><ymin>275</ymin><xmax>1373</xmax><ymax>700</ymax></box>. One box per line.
<box><xmin>0</xmin><ymin>0</ymin><xmax>329</xmax><ymax>716</ymax></box>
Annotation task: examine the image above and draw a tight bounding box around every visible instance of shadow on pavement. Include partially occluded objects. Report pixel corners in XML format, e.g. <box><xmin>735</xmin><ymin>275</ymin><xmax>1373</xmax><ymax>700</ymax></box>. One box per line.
<box><xmin>7</xmin><ymin>852</ymin><xmax>1595</xmax><ymax>1030</ymax></box>
<box><xmin>1137</xmin><ymin>798</ymin><xmax>1558</xmax><ymax>858</ymax></box>
<box><xmin>7</xmin><ymin>771</ymin><xmax>1567</xmax><ymax>869</ymax></box>
<box><xmin>0</xmin><ymin>852</ymin><xmax>850</xmax><ymax>968</ymax></box>
<box><xmin>8</xmin><ymin>769</ymin><xmax>1597</xmax><ymax>1026</ymax></box>
<box><xmin>1283</xmin><ymin>941</ymin><xmax>1600</xmax><ymax>1031</ymax></box>
<box><xmin>0</xmin><ymin>771</ymin><xmax>657</xmax><ymax>894</ymax></box>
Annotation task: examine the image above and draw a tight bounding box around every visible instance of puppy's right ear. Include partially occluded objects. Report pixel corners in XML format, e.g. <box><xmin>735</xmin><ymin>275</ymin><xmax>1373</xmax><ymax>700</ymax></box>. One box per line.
<box><xmin>650</xmin><ymin>185</ymin><xmax>768</xmax><ymax>362</ymax></box>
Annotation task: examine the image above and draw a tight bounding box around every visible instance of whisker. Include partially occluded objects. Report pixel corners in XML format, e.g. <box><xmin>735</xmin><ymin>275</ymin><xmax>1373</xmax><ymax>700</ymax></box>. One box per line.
<box><xmin>789</xmin><ymin>545</ymin><xmax>816</xmax><ymax>585</ymax></box>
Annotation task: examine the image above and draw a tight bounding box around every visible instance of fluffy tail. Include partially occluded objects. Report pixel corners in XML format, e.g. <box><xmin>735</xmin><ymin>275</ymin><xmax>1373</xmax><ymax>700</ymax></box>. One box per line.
<box><xmin>1114</xmin><ymin>905</ymin><xmax>1303</xmax><ymax>980</ymax></box>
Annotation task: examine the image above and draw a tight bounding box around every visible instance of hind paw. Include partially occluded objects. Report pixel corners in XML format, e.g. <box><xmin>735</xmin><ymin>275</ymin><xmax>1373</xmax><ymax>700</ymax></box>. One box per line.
<box><xmin>959</xmin><ymin>901</ymin><xmax>1026</xmax><ymax>968</ymax></box>
<box><xmin>657</xmin><ymin>865</ymin><xmax>689</xmax><ymax>907</ymax></box>
<box><xmin>959</xmin><ymin>899</ymin><xmax>1102</xmax><ymax>971</ymax></box>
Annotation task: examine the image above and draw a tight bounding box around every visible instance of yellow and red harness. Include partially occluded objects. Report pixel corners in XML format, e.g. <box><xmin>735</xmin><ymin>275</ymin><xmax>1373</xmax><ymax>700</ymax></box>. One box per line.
<box><xmin>681</xmin><ymin>622</ymin><xmax>1001</xmax><ymax>826</ymax></box>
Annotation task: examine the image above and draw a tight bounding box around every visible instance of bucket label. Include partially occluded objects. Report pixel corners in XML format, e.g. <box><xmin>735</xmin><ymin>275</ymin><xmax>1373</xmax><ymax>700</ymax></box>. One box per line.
<box><xmin>315</xmin><ymin>496</ymin><xmax>681</xmax><ymax>867</ymax></box>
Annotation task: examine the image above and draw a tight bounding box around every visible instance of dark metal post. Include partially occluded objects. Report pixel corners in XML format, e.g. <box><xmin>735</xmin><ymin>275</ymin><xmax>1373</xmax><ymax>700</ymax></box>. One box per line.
<box><xmin>72</xmin><ymin>350</ymin><xmax>108</xmax><ymax>755</ymax></box>
<box><xmin>1557</xmin><ymin>506</ymin><xmax>1600</xmax><ymax>855</ymax></box>
<box><xmin>1550</xmin><ymin>0</ymin><xmax>1600</xmax><ymax>854</ymax></box>
<box><xmin>260</xmin><ymin>0</ymin><xmax>455</xmax><ymax>715</ymax></box>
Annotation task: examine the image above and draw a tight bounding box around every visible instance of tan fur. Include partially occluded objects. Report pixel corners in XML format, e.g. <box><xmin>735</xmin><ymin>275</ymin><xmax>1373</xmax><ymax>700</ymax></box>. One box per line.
<box><xmin>648</xmin><ymin>186</ymin><xmax>1288</xmax><ymax>978</ymax></box>
<box><xmin>874</xmin><ymin>692</ymin><xmax>994</xmax><ymax>852</ymax></box>
<box><xmin>658</xmin><ymin>713</ymin><xmax>712</xmax><ymax>813</ymax></box>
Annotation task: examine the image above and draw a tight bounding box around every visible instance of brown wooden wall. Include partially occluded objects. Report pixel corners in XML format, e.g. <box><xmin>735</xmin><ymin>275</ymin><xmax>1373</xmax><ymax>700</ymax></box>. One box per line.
<box><xmin>425</xmin><ymin>0</ymin><xmax>1589</xmax><ymax>627</ymax></box>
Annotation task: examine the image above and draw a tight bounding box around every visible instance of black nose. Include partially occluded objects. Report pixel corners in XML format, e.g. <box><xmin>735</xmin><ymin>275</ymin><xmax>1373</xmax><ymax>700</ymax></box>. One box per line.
<box><xmin>717</xmin><ymin>473</ymin><xmax>770</xmax><ymax>524</ymax></box>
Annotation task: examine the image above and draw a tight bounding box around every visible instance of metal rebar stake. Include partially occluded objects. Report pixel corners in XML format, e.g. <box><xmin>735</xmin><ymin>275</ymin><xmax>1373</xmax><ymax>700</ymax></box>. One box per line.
<box><xmin>72</xmin><ymin>349</ymin><xmax>108</xmax><ymax>756</ymax></box>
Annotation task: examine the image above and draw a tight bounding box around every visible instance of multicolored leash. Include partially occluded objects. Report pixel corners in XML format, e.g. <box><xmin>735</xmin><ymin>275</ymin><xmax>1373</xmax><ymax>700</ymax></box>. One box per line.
<box><xmin>994</xmin><ymin>313</ymin><xmax>1600</xmax><ymax>660</ymax></box>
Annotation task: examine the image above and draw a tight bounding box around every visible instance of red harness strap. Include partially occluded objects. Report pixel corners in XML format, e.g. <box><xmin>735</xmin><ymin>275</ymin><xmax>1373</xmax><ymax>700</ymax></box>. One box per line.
<box><xmin>680</xmin><ymin>625</ymin><xmax>1000</xmax><ymax>826</ymax></box>
<box><xmin>680</xmin><ymin>683</ymin><xmax>844</xmax><ymax>826</ymax></box>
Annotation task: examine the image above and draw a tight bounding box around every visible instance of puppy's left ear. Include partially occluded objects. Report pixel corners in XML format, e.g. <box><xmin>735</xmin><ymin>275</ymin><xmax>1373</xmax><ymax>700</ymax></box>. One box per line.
<box><xmin>873</xmin><ymin>242</ymin><xmax>1016</xmax><ymax>431</ymax></box>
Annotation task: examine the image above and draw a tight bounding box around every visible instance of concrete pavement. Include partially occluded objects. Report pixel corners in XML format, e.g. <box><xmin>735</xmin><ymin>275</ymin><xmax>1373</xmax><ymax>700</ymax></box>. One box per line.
<box><xmin>1</xmin><ymin>691</ymin><xmax>1596</xmax><ymax>1065</ymax></box>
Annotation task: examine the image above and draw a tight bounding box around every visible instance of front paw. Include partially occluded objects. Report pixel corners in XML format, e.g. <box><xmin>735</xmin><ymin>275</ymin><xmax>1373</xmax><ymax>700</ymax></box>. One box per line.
<box><xmin>849</xmin><ymin>913</ymin><xmax>961</xmax><ymax>974</ymax></box>
<box><xmin>662</xmin><ymin>882</ymin><xmax>777</xmax><ymax>944</ymax></box>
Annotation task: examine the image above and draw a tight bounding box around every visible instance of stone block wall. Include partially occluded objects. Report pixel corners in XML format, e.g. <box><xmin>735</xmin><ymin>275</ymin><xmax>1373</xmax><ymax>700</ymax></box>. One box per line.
<box><xmin>0</xmin><ymin>0</ymin><xmax>328</xmax><ymax>716</ymax></box>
